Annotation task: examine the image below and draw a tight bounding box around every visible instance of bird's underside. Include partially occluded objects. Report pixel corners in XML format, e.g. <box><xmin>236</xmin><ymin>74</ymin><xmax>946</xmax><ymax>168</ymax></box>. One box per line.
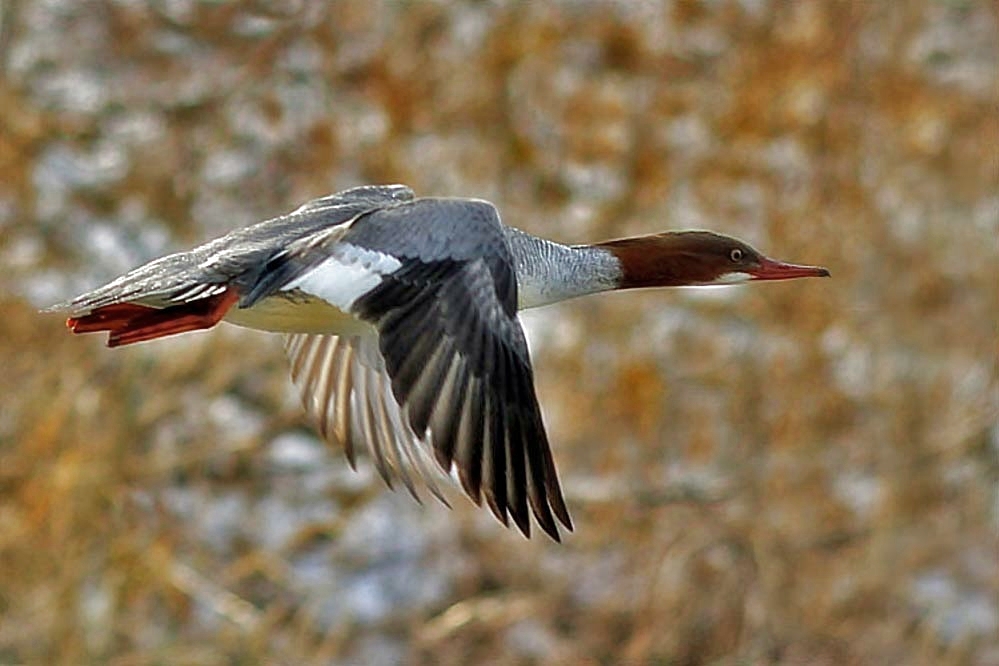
<box><xmin>52</xmin><ymin>185</ymin><xmax>573</xmax><ymax>541</ymax></box>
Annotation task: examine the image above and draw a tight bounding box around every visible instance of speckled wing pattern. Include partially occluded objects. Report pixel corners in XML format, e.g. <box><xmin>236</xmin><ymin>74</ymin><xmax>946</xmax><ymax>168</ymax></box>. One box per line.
<box><xmin>283</xmin><ymin>198</ymin><xmax>572</xmax><ymax>540</ymax></box>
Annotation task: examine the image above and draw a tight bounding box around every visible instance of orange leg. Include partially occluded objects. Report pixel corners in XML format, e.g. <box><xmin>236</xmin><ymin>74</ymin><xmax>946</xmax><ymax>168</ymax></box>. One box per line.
<box><xmin>67</xmin><ymin>288</ymin><xmax>239</xmax><ymax>347</ymax></box>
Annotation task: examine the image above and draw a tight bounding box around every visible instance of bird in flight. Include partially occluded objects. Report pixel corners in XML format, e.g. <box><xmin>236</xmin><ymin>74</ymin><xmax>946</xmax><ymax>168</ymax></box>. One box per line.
<box><xmin>50</xmin><ymin>184</ymin><xmax>829</xmax><ymax>541</ymax></box>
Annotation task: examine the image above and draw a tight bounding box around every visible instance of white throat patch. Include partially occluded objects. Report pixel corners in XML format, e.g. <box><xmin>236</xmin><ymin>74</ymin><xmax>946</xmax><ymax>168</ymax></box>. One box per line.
<box><xmin>706</xmin><ymin>271</ymin><xmax>752</xmax><ymax>285</ymax></box>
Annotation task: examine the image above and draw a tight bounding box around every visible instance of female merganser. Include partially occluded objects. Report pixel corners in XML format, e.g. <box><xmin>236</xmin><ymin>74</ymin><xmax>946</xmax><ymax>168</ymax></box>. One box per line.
<box><xmin>50</xmin><ymin>184</ymin><xmax>829</xmax><ymax>541</ymax></box>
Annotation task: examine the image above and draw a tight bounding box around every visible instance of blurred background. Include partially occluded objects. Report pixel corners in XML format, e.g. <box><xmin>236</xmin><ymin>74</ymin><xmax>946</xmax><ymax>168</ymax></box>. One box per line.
<box><xmin>1</xmin><ymin>1</ymin><xmax>997</xmax><ymax>664</ymax></box>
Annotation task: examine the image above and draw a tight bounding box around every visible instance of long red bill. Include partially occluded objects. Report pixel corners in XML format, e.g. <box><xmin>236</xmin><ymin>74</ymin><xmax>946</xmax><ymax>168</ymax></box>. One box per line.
<box><xmin>749</xmin><ymin>256</ymin><xmax>830</xmax><ymax>281</ymax></box>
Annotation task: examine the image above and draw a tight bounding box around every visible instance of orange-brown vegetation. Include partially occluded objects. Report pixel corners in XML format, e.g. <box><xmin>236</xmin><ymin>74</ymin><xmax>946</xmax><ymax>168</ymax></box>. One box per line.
<box><xmin>1</xmin><ymin>2</ymin><xmax>996</xmax><ymax>664</ymax></box>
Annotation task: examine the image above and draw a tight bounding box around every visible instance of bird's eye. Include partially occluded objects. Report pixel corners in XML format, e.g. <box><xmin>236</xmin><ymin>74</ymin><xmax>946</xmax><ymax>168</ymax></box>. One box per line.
<box><xmin>729</xmin><ymin>248</ymin><xmax>743</xmax><ymax>262</ymax></box>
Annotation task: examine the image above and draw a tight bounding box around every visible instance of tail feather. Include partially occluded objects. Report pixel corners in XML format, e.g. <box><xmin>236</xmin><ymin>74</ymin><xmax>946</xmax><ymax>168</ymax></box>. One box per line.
<box><xmin>67</xmin><ymin>288</ymin><xmax>239</xmax><ymax>347</ymax></box>
<box><xmin>66</xmin><ymin>303</ymin><xmax>156</xmax><ymax>333</ymax></box>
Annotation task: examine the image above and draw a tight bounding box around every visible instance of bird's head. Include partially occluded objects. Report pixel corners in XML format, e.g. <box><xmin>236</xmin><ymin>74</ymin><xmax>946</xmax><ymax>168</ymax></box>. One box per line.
<box><xmin>595</xmin><ymin>231</ymin><xmax>830</xmax><ymax>289</ymax></box>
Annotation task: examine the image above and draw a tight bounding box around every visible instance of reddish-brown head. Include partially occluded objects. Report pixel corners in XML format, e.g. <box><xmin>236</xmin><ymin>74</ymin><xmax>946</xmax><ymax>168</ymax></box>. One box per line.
<box><xmin>595</xmin><ymin>231</ymin><xmax>829</xmax><ymax>289</ymax></box>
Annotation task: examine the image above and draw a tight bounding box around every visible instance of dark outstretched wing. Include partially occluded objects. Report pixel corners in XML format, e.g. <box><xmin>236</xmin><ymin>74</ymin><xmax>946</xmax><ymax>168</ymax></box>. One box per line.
<box><xmin>285</xmin><ymin>198</ymin><xmax>572</xmax><ymax>540</ymax></box>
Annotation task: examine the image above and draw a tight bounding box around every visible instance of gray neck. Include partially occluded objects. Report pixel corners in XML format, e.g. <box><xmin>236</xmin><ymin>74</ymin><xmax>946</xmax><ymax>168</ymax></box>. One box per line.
<box><xmin>503</xmin><ymin>227</ymin><xmax>623</xmax><ymax>310</ymax></box>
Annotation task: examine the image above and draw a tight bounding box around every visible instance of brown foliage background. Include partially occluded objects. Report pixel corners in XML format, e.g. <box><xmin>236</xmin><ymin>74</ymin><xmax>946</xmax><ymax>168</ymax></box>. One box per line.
<box><xmin>1</xmin><ymin>1</ymin><xmax>997</xmax><ymax>664</ymax></box>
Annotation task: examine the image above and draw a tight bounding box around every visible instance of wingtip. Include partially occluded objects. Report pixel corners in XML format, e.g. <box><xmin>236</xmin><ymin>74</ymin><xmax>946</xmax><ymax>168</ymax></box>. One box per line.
<box><xmin>432</xmin><ymin>489</ymin><xmax>452</xmax><ymax>510</ymax></box>
<box><xmin>530</xmin><ymin>499</ymin><xmax>561</xmax><ymax>542</ymax></box>
<box><xmin>402</xmin><ymin>479</ymin><xmax>424</xmax><ymax>505</ymax></box>
<box><xmin>484</xmin><ymin>493</ymin><xmax>510</xmax><ymax>528</ymax></box>
<box><xmin>343</xmin><ymin>451</ymin><xmax>359</xmax><ymax>471</ymax></box>
<box><xmin>509</xmin><ymin>505</ymin><xmax>531</xmax><ymax>538</ymax></box>
<box><xmin>456</xmin><ymin>467</ymin><xmax>484</xmax><ymax>508</ymax></box>
<box><xmin>537</xmin><ymin>521</ymin><xmax>562</xmax><ymax>543</ymax></box>
<box><xmin>552</xmin><ymin>498</ymin><xmax>573</xmax><ymax>532</ymax></box>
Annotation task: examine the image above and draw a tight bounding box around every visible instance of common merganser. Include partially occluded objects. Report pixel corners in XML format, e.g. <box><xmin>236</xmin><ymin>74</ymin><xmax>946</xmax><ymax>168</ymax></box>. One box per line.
<box><xmin>49</xmin><ymin>184</ymin><xmax>829</xmax><ymax>541</ymax></box>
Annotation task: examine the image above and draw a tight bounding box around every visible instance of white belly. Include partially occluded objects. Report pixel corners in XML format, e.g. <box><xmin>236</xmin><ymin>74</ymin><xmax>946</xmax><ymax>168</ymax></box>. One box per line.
<box><xmin>224</xmin><ymin>293</ymin><xmax>375</xmax><ymax>336</ymax></box>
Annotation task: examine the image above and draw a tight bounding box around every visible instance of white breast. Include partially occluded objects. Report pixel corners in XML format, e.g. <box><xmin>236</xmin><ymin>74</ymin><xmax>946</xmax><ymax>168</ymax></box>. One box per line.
<box><xmin>224</xmin><ymin>293</ymin><xmax>375</xmax><ymax>335</ymax></box>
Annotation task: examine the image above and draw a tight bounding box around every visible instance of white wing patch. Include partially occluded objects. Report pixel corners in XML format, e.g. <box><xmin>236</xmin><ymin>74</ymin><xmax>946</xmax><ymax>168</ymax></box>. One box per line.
<box><xmin>283</xmin><ymin>243</ymin><xmax>402</xmax><ymax>310</ymax></box>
